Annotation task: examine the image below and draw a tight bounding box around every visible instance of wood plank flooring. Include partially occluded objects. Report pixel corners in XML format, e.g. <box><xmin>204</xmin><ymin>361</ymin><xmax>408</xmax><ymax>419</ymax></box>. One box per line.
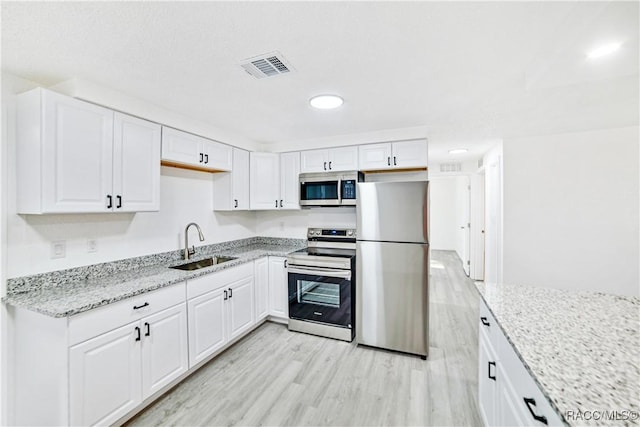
<box><xmin>126</xmin><ymin>250</ymin><xmax>482</xmax><ymax>427</ymax></box>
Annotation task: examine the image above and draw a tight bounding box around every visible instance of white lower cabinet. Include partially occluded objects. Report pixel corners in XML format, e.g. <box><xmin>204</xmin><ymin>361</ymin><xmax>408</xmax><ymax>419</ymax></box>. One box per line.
<box><xmin>478</xmin><ymin>300</ymin><xmax>564</xmax><ymax>427</ymax></box>
<box><xmin>268</xmin><ymin>256</ymin><xmax>289</xmax><ymax>320</ymax></box>
<box><xmin>254</xmin><ymin>257</ymin><xmax>269</xmax><ymax>321</ymax></box>
<box><xmin>69</xmin><ymin>303</ymin><xmax>188</xmax><ymax>426</ymax></box>
<box><xmin>186</xmin><ymin>262</ymin><xmax>255</xmax><ymax>367</ymax></box>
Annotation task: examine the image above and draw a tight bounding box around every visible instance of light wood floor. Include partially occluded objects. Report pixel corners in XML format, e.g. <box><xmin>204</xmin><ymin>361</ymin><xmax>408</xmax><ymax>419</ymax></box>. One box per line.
<box><xmin>126</xmin><ymin>250</ymin><xmax>482</xmax><ymax>427</ymax></box>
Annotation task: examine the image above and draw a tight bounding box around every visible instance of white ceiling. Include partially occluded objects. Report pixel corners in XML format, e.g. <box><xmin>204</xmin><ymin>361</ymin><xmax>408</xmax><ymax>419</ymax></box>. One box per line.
<box><xmin>2</xmin><ymin>1</ymin><xmax>638</xmax><ymax>162</ymax></box>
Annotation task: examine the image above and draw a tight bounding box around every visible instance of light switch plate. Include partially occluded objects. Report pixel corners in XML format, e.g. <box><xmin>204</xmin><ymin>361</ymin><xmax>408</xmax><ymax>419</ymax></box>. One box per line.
<box><xmin>51</xmin><ymin>240</ymin><xmax>66</xmax><ymax>259</ymax></box>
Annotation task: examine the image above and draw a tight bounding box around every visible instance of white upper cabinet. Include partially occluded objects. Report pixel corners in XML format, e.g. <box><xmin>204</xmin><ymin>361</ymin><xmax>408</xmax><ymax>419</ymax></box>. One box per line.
<box><xmin>300</xmin><ymin>146</ymin><xmax>358</xmax><ymax>173</ymax></box>
<box><xmin>250</xmin><ymin>152</ymin><xmax>300</xmax><ymax>210</ymax></box>
<box><xmin>213</xmin><ymin>148</ymin><xmax>250</xmax><ymax>211</ymax></box>
<box><xmin>161</xmin><ymin>127</ymin><xmax>232</xmax><ymax>172</ymax></box>
<box><xmin>358</xmin><ymin>139</ymin><xmax>428</xmax><ymax>171</ymax></box>
<box><xmin>16</xmin><ymin>88</ymin><xmax>161</xmax><ymax>214</ymax></box>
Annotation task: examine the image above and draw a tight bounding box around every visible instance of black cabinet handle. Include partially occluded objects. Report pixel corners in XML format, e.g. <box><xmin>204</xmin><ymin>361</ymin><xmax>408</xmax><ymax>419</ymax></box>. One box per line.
<box><xmin>387</xmin><ymin>157</ymin><xmax>391</xmax><ymax>166</ymax></box>
<box><xmin>523</xmin><ymin>398</ymin><xmax>548</xmax><ymax>425</ymax></box>
<box><xmin>275</xmin><ymin>200</ymin><xmax>278</xmax><ymax>208</ymax></box>
<box><xmin>480</xmin><ymin>317</ymin><xmax>490</xmax><ymax>327</ymax></box>
<box><xmin>135</xmin><ymin>326</ymin><xmax>141</xmax><ymax>342</ymax></box>
<box><xmin>116</xmin><ymin>195</ymin><xmax>122</xmax><ymax>209</ymax></box>
<box><xmin>224</xmin><ymin>290</ymin><xmax>228</xmax><ymax>300</ymax></box>
<box><xmin>280</xmin><ymin>199</ymin><xmax>283</xmax><ymax>208</ymax></box>
<box><xmin>329</xmin><ymin>161</ymin><xmax>332</xmax><ymax>170</ymax></box>
<box><xmin>106</xmin><ymin>195</ymin><xmax>112</xmax><ymax>209</ymax></box>
<box><xmin>204</xmin><ymin>154</ymin><xmax>209</xmax><ymax>164</ymax></box>
<box><xmin>284</xmin><ymin>259</ymin><xmax>288</xmax><ymax>268</ymax></box>
<box><xmin>199</xmin><ymin>152</ymin><xmax>204</xmax><ymax>163</ymax></box>
<box><xmin>323</xmin><ymin>161</ymin><xmax>327</xmax><ymax>171</ymax></box>
<box><xmin>393</xmin><ymin>156</ymin><xmax>397</xmax><ymax>166</ymax></box>
<box><xmin>144</xmin><ymin>322</ymin><xmax>150</xmax><ymax>337</ymax></box>
<box><xmin>234</xmin><ymin>199</ymin><xmax>238</xmax><ymax>208</ymax></box>
<box><xmin>488</xmin><ymin>361</ymin><xmax>496</xmax><ymax>381</ymax></box>
<box><xmin>228</xmin><ymin>287</ymin><xmax>233</xmax><ymax>298</ymax></box>
<box><xmin>133</xmin><ymin>302</ymin><xmax>149</xmax><ymax>310</ymax></box>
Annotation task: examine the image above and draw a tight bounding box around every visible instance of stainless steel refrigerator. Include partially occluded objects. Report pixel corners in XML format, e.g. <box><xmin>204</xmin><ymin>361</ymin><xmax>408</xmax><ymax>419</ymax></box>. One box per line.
<box><xmin>356</xmin><ymin>180</ymin><xmax>429</xmax><ymax>359</ymax></box>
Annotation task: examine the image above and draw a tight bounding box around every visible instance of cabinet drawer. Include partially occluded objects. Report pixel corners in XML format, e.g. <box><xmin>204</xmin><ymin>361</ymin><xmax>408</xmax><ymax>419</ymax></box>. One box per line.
<box><xmin>186</xmin><ymin>262</ymin><xmax>253</xmax><ymax>300</ymax></box>
<box><xmin>479</xmin><ymin>299</ymin><xmax>499</xmax><ymax>349</ymax></box>
<box><xmin>496</xmin><ymin>324</ymin><xmax>565</xmax><ymax>426</ymax></box>
<box><xmin>68</xmin><ymin>283</ymin><xmax>186</xmax><ymax>346</ymax></box>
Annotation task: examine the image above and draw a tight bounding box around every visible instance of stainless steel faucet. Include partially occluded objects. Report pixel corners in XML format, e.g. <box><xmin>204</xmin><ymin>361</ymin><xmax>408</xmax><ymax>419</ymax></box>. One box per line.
<box><xmin>184</xmin><ymin>222</ymin><xmax>205</xmax><ymax>260</ymax></box>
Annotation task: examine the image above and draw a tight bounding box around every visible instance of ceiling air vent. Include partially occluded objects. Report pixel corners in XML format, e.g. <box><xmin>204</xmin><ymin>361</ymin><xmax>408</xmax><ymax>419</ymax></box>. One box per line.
<box><xmin>240</xmin><ymin>51</ymin><xmax>294</xmax><ymax>79</ymax></box>
<box><xmin>439</xmin><ymin>162</ymin><xmax>462</xmax><ymax>173</ymax></box>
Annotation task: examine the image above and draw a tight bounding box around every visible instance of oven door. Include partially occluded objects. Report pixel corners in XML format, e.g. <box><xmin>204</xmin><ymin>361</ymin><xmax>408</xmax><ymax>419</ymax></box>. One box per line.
<box><xmin>288</xmin><ymin>266</ymin><xmax>352</xmax><ymax>328</ymax></box>
<box><xmin>299</xmin><ymin>178</ymin><xmax>340</xmax><ymax>206</ymax></box>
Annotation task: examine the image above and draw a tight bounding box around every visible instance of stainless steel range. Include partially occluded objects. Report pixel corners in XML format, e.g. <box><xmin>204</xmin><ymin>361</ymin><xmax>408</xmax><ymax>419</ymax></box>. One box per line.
<box><xmin>287</xmin><ymin>228</ymin><xmax>356</xmax><ymax>342</ymax></box>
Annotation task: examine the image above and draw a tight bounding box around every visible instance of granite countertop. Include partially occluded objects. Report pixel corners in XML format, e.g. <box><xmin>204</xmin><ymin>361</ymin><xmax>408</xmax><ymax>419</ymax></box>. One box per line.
<box><xmin>5</xmin><ymin>237</ymin><xmax>306</xmax><ymax>318</ymax></box>
<box><xmin>476</xmin><ymin>282</ymin><xmax>640</xmax><ymax>426</ymax></box>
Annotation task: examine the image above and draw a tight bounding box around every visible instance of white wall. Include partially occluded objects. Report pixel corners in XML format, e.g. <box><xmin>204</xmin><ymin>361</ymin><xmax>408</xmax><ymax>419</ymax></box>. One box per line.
<box><xmin>256</xmin><ymin>208</ymin><xmax>356</xmax><ymax>238</ymax></box>
<box><xmin>2</xmin><ymin>72</ymin><xmax>257</xmax><ymax>278</ymax></box>
<box><xmin>429</xmin><ymin>176</ymin><xmax>470</xmax><ymax>264</ymax></box>
<box><xmin>503</xmin><ymin>126</ymin><xmax>639</xmax><ymax>297</ymax></box>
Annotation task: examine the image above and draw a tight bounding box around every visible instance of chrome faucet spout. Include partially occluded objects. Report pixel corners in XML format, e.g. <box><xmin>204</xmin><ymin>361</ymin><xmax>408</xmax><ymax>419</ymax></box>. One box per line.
<box><xmin>184</xmin><ymin>222</ymin><xmax>205</xmax><ymax>260</ymax></box>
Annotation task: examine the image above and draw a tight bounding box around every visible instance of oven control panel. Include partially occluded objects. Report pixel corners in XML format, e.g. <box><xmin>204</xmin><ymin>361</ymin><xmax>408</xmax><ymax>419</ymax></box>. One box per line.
<box><xmin>307</xmin><ymin>228</ymin><xmax>355</xmax><ymax>240</ymax></box>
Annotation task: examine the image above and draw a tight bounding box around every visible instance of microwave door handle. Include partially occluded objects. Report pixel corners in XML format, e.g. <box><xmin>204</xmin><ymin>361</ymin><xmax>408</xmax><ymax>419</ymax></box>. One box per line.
<box><xmin>337</xmin><ymin>179</ymin><xmax>342</xmax><ymax>204</ymax></box>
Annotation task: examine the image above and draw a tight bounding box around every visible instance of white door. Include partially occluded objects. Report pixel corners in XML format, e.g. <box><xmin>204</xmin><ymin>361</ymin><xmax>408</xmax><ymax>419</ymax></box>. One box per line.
<box><xmin>478</xmin><ymin>333</ymin><xmax>497</xmax><ymax>427</ymax></box>
<box><xmin>69</xmin><ymin>322</ymin><xmax>141</xmax><ymax>426</ymax></box>
<box><xmin>485</xmin><ymin>156</ymin><xmax>503</xmax><ymax>284</ymax></box>
<box><xmin>456</xmin><ymin>176</ymin><xmax>471</xmax><ymax>276</ymax></box>
<box><xmin>203</xmin><ymin>140</ymin><xmax>232</xmax><ymax>171</ymax></box>
<box><xmin>470</xmin><ymin>173</ymin><xmax>486</xmax><ymax>281</ymax></box>
<box><xmin>300</xmin><ymin>149</ymin><xmax>328</xmax><ymax>173</ymax></box>
<box><xmin>232</xmin><ymin>148</ymin><xmax>250</xmax><ymax>209</ymax></box>
<box><xmin>254</xmin><ymin>257</ymin><xmax>269</xmax><ymax>321</ymax></box>
<box><xmin>161</xmin><ymin>127</ymin><xmax>203</xmax><ymax>167</ymax></box>
<box><xmin>113</xmin><ymin>113</ymin><xmax>161</xmax><ymax>212</ymax></box>
<box><xmin>41</xmin><ymin>90</ymin><xmax>114</xmax><ymax>212</ymax></box>
<box><xmin>141</xmin><ymin>304</ymin><xmax>188</xmax><ymax>398</ymax></box>
<box><xmin>268</xmin><ymin>257</ymin><xmax>288</xmax><ymax>319</ymax></box>
<box><xmin>227</xmin><ymin>276</ymin><xmax>256</xmax><ymax>341</ymax></box>
<box><xmin>328</xmin><ymin>146</ymin><xmax>359</xmax><ymax>171</ymax></box>
<box><xmin>250</xmin><ymin>152</ymin><xmax>280</xmax><ymax>210</ymax></box>
<box><xmin>358</xmin><ymin>143</ymin><xmax>392</xmax><ymax>170</ymax></box>
<box><xmin>280</xmin><ymin>151</ymin><xmax>300</xmax><ymax>209</ymax></box>
<box><xmin>187</xmin><ymin>288</ymin><xmax>227</xmax><ymax>367</ymax></box>
<box><xmin>391</xmin><ymin>140</ymin><xmax>428</xmax><ymax>168</ymax></box>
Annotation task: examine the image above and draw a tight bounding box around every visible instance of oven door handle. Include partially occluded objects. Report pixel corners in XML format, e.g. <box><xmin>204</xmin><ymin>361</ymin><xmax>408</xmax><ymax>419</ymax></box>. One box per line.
<box><xmin>288</xmin><ymin>266</ymin><xmax>351</xmax><ymax>280</ymax></box>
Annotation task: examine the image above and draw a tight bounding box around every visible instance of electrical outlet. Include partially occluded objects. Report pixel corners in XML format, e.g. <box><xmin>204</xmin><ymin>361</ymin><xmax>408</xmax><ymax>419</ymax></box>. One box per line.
<box><xmin>87</xmin><ymin>239</ymin><xmax>98</xmax><ymax>253</ymax></box>
<box><xmin>51</xmin><ymin>240</ymin><xmax>66</xmax><ymax>259</ymax></box>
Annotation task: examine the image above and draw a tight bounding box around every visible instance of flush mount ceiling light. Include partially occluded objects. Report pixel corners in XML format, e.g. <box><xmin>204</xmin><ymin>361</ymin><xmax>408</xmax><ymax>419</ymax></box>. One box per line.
<box><xmin>587</xmin><ymin>43</ymin><xmax>621</xmax><ymax>59</ymax></box>
<box><xmin>309</xmin><ymin>95</ymin><xmax>344</xmax><ymax>109</ymax></box>
<box><xmin>448</xmin><ymin>148</ymin><xmax>468</xmax><ymax>155</ymax></box>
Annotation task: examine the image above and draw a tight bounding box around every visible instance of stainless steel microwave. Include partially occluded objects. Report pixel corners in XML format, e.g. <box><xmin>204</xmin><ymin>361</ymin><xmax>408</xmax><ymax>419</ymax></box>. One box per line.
<box><xmin>299</xmin><ymin>171</ymin><xmax>363</xmax><ymax>207</ymax></box>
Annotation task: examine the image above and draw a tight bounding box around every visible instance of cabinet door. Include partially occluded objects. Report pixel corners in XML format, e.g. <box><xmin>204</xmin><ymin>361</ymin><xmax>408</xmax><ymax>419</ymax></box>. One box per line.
<box><xmin>280</xmin><ymin>152</ymin><xmax>301</xmax><ymax>210</ymax></box>
<box><xmin>300</xmin><ymin>149</ymin><xmax>328</xmax><ymax>173</ymax></box>
<box><xmin>250</xmin><ymin>152</ymin><xmax>280</xmax><ymax>210</ymax></box>
<box><xmin>478</xmin><ymin>333</ymin><xmax>498</xmax><ymax>427</ymax></box>
<box><xmin>232</xmin><ymin>148</ymin><xmax>250</xmax><ymax>209</ymax></box>
<box><xmin>141</xmin><ymin>304</ymin><xmax>188</xmax><ymax>398</ymax></box>
<box><xmin>113</xmin><ymin>113</ymin><xmax>161</xmax><ymax>212</ymax></box>
<box><xmin>328</xmin><ymin>146</ymin><xmax>358</xmax><ymax>171</ymax></box>
<box><xmin>161</xmin><ymin>127</ymin><xmax>204</xmax><ymax>167</ymax></box>
<box><xmin>203</xmin><ymin>140</ymin><xmax>232</xmax><ymax>171</ymax></box>
<box><xmin>391</xmin><ymin>140</ymin><xmax>428</xmax><ymax>168</ymax></box>
<box><xmin>187</xmin><ymin>288</ymin><xmax>227</xmax><ymax>367</ymax></box>
<box><xmin>254</xmin><ymin>258</ymin><xmax>269</xmax><ymax>321</ymax></box>
<box><xmin>358</xmin><ymin>143</ymin><xmax>392</xmax><ymax>170</ymax></box>
<box><xmin>41</xmin><ymin>90</ymin><xmax>114</xmax><ymax>213</ymax></box>
<box><xmin>497</xmin><ymin>366</ymin><xmax>529</xmax><ymax>427</ymax></box>
<box><xmin>69</xmin><ymin>322</ymin><xmax>141</xmax><ymax>426</ymax></box>
<box><xmin>268</xmin><ymin>257</ymin><xmax>289</xmax><ymax>319</ymax></box>
<box><xmin>227</xmin><ymin>276</ymin><xmax>256</xmax><ymax>341</ymax></box>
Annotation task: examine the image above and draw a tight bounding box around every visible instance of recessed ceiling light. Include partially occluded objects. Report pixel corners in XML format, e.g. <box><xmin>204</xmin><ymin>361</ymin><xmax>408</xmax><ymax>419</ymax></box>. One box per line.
<box><xmin>587</xmin><ymin>43</ymin><xmax>621</xmax><ymax>59</ymax></box>
<box><xmin>448</xmin><ymin>148</ymin><xmax>468</xmax><ymax>155</ymax></box>
<box><xmin>310</xmin><ymin>95</ymin><xmax>344</xmax><ymax>109</ymax></box>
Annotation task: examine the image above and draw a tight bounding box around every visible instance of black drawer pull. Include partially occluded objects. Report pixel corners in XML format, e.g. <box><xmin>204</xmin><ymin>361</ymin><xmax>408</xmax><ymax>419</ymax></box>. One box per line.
<box><xmin>228</xmin><ymin>287</ymin><xmax>233</xmax><ymax>298</ymax></box>
<box><xmin>234</xmin><ymin>199</ymin><xmax>238</xmax><ymax>208</ymax></box>
<box><xmin>280</xmin><ymin>199</ymin><xmax>283</xmax><ymax>208</ymax></box>
<box><xmin>116</xmin><ymin>195</ymin><xmax>122</xmax><ymax>209</ymax></box>
<box><xmin>134</xmin><ymin>326</ymin><xmax>141</xmax><ymax>341</ymax></box>
<box><xmin>224</xmin><ymin>290</ymin><xmax>228</xmax><ymax>300</ymax></box>
<box><xmin>523</xmin><ymin>398</ymin><xmax>548</xmax><ymax>425</ymax></box>
<box><xmin>488</xmin><ymin>361</ymin><xmax>496</xmax><ymax>381</ymax></box>
<box><xmin>329</xmin><ymin>161</ymin><xmax>332</xmax><ymax>170</ymax></box>
<box><xmin>204</xmin><ymin>154</ymin><xmax>209</xmax><ymax>164</ymax></box>
<box><xmin>106</xmin><ymin>195</ymin><xmax>112</xmax><ymax>209</ymax></box>
<box><xmin>323</xmin><ymin>161</ymin><xmax>327</xmax><ymax>171</ymax></box>
<box><xmin>199</xmin><ymin>152</ymin><xmax>204</xmax><ymax>163</ymax></box>
<box><xmin>480</xmin><ymin>317</ymin><xmax>490</xmax><ymax>327</ymax></box>
<box><xmin>133</xmin><ymin>302</ymin><xmax>149</xmax><ymax>310</ymax></box>
<box><xmin>144</xmin><ymin>322</ymin><xmax>150</xmax><ymax>337</ymax></box>
<box><xmin>387</xmin><ymin>157</ymin><xmax>391</xmax><ymax>166</ymax></box>
<box><xmin>393</xmin><ymin>156</ymin><xmax>397</xmax><ymax>166</ymax></box>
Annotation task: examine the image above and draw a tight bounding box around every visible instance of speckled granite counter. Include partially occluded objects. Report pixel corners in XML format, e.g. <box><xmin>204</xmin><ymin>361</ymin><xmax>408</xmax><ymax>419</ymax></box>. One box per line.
<box><xmin>476</xmin><ymin>282</ymin><xmax>640</xmax><ymax>426</ymax></box>
<box><xmin>5</xmin><ymin>237</ymin><xmax>306</xmax><ymax>318</ymax></box>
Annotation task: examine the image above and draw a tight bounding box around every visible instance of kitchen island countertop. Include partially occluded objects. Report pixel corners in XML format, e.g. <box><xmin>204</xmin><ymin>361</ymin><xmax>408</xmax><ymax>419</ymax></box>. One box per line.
<box><xmin>476</xmin><ymin>282</ymin><xmax>640</xmax><ymax>426</ymax></box>
<box><xmin>5</xmin><ymin>237</ymin><xmax>305</xmax><ymax>318</ymax></box>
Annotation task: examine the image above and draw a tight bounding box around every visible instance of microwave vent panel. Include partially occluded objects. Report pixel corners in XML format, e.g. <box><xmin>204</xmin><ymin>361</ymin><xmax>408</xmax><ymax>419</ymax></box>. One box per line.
<box><xmin>240</xmin><ymin>51</ymin><xmax>294</xmax><ymax>79</ymax></box>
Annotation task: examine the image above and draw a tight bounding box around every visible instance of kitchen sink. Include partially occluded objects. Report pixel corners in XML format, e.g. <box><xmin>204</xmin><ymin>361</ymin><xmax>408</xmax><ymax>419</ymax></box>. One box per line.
<box><xmin>170</xmin><ymin>256</ymin><xmax>236</xmax><ymax>271</ymax></box>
